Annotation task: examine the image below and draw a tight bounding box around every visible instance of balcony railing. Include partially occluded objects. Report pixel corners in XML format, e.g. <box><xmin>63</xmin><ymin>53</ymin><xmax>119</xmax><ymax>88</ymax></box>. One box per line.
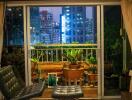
<box><xmin>30</xmin><ymin>44</ymin><xmax>98</xmax><ymax>62</ymax></box>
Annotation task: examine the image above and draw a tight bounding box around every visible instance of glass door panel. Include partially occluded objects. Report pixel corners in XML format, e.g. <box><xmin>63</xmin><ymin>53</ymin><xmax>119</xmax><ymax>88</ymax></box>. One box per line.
<box><xmin>28</xmin><ymin>5</ymin><xmax>99</xmax><ymax>99</ymax></box>
<box><xmin>2</xmin><ymin>7</ymin><xmax>25</xmax><ymax>82</ymax></box>
<box><xmin>104</xmin><ymin>5</ymin><xmax>122</xmax><ymax>96</ymax></box>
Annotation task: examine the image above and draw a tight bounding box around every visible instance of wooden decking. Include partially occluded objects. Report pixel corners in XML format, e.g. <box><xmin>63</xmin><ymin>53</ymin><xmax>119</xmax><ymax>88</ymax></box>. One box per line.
<box><xmin>32</xmin><ymin>86</ymin><xmax>98</xmax><ymax>100</ymax></box>
<box><xmin>32</xmin><ymin>87</ymin><xmax>129</xmax><ymax>100</ymax></box>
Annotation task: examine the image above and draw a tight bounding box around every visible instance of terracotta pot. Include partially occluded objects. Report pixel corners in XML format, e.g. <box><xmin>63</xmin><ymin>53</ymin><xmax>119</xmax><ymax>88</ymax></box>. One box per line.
<box><xmin>69</xmin><ymin>64</ymin><xmax>80</xmax><ymax>69</ymax></box>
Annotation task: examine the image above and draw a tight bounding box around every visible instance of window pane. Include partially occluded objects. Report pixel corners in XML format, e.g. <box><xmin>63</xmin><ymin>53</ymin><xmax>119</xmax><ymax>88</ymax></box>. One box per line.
<box><xmin>104</xmin><ymin>5</ymin><xmax>122</xmax><ymax>96</ymax></box>
<box><xmin>30</xmin><ymin>6</ymin><xmax>98</xmax><ymax>98</ymax></box>
<box><xmin>2</xmin><ymin>7</ymin><xmax>25</xmax><ymax>82</ymax></box>
<box><xmin>30</xmin><ymin>6</ymin><xmax>97</xmax><ymax>44</ymax></box>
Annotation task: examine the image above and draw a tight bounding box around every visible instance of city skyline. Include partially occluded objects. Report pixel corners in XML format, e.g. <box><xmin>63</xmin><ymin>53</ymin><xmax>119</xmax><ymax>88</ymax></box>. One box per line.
<box><xmin>30</xmin><ymin>6</ymin><xmax>97</xmax><ymax>44</ymax></box>
<box><xmin>39</xmin><ymin>6</ymin><xmax>94</xmax><ymax>23</ymax></box>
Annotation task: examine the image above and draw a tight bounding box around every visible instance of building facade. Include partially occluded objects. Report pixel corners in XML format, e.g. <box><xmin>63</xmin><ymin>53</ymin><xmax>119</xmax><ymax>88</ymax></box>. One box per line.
<box><xmin>61</xmin><ymin>6</ymin><xmax>86</xmax><ymax>43</ymax></box>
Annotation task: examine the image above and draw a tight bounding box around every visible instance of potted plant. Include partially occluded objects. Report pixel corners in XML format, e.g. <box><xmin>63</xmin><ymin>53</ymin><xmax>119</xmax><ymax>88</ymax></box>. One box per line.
<box><xmin>31</xmin><ymin>49</ymin><xmax>45</xmax><ymax>82</ymax></box>
<box><xmin>31</xmin><ymin>57</ymin><xmax>39</xmax><ymax>74</ymax></box>
<box><xmin>31</xmin><ymin>57</ymin><xmax>42</xmax><ymax>82</ymax></box>
<box><xmin>63</xmin><ymin>49</ymin><xmax>83</xmax><ymax>69</ymax></box>
<box><xmin>87</xmin><ymin>66</ymin><xmax>97</xmax><ymax>74</ymax></box>
<box><xmin>86</xmin><ymin>56</ymin><xmax>97</xmax><ymax>66</ymax></box>
<box><xmin>87</xmin><ymin>56</ymin><xmax>97</xmax><ymax>74</ymax></box>
<box><xmin>86</xmin><ymin>56</ymin><xmax>97</xmax><ymax>86</ymax></box>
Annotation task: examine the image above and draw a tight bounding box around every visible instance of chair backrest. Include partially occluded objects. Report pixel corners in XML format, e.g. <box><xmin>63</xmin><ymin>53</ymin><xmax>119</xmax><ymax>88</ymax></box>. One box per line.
<box><xmin>0</xmin><ymin>65</ymin><xmax>23</xmax><ymax>99</ymax></box>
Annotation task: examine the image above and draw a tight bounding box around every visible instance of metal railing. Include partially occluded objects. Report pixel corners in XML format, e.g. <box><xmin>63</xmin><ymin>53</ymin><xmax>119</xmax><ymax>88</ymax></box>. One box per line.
<box><xmin>30</xmin><ymin>44</ymin><xmax>99</xmax><ymax>62</ymax></box>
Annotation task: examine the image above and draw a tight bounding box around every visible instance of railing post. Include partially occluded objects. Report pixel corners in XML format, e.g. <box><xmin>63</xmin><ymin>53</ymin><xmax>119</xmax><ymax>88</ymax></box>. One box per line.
<box><xmin>56</xmin><ymin>49</ymin><xmax>58</xmax><ymax>62</ymax></box>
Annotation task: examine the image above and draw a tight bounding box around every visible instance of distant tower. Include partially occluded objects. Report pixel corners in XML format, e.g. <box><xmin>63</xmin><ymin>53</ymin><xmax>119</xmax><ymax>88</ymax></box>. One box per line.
<box><xmin>85</xmin><ymin>18</ymin><xmax>94</xmax><ymax>43</ymax></box>
<box><xmin>92</xmin><ymin>7</ymin><xmax>97</xmax><ymax>43</ymax></box>
<box><xmin>52</xmin><ymin>22</ymin><xmax>61</xmax><ymax>44</ymax></box>
<box><xmin>5</xmin><ymin>7</ymin><xmax>24</xmax><ymax>45</ymax></box>
<box><xmin>85</xmin><ymin>7</ymin><xmax>97</xmax><ymax>43</ymax></box>
<box><xmin>40</xmin><ymin>10</ymin><xmax>53</xmax><ymax>44</ymax></box>
<box><xmin>40</xmin><ymin>10</ymin><xmax>61</xmax><ymax>44</ymax></box>
<box><xmin>30</xmin><ymin>7</ymin><xmax>40</xmax><ymax>33</ymax></box>
<box><xmin>61</xmin><ymin>6</ymin><xmax>86</xmax><ymax>43</ymax></box>
<box><xmin>30</xmin><ymin>7</ymin><xmax>40</xmax><ymax>44</ymax></box>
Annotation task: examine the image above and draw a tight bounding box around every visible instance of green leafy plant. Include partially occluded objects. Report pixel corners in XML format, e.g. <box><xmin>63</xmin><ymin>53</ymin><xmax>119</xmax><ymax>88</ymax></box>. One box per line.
<box><xmin>87</xmin><ymin>66</ymin><xmax>97</xmax><ymax>74</ymax></box>
<box><xmin>63</xmin><ymin>49</ymin><xmax>83</xmax><ymax>65</ymax></box>
<box><xmin>31</xmin><ymin>47</ymin><xmax>45</xmax><ymax>63</ymax></box>
<box><xmin>31</xmin><ymin>49</ymin><xmax>45</xmax><ymax>81</ymax></box>
<box><xmin>86</xmin><ymin>56</ymin><xmax>97</xmax><ymax>64</ymax></box>
<box><xmin>31</xmin><ymin>57</ymin><xmax>39</xmax><ymax>63</ymax></box>
<box><xmin>86</xmin><ymin>56</ymin><xmax>97</xmax><ymax>74</ymax></box>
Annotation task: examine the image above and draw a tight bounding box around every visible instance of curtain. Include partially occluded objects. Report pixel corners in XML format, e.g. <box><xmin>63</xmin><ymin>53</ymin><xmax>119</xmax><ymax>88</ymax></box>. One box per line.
<box><xmin>0</xmin><ymin>2</ymin><xmax>5</xmax><ymax>99</ymax></box>
<box><xmin>0</xmin><ymin>2</ymin><xmax>4</xmax><ymax>66</ymax></box>
<box><xmin>121</xmin><ymin>0</ymin><xmax>132</xmax><ymax>50</ymax></box>
<box><xmin>121</xmin><ymin>0</ymin><xmax>132</xmax><ymax>92</ymax></box>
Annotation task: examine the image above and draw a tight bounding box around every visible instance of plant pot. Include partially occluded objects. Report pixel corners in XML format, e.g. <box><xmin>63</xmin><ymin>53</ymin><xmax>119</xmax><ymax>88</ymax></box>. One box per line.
<box><xmin>69</xmin><ymin>64</ymin><xmax>80</xmax><ymax>69</ymax></box>
<box><xmin>88</xmin><ymin>74</ymin><xmax>97</xmax><ymax>86</ymax></box>
<box><xmin>89</xmin><ymin>74</ymin><xmax>97</xmax><ymax>81</ymax></box>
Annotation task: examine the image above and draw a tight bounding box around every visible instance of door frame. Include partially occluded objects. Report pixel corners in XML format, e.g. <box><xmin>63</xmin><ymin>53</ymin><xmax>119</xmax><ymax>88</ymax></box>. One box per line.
<box><xmin>7</xmin><ymin>1</ymin><xmax>121</xmax><ymax>99</ymax></box>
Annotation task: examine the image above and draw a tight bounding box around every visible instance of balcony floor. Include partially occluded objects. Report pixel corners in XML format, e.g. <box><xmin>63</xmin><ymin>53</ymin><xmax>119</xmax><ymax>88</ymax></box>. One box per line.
<box><xmin>32</xmin><ymin>86</ymin><xmax>98</xmax><ymax>100</ymax></box>
<box><xmin>32</xmin><ymin>86</ymin><xmax>122</xmax><ymax>100</ymax></box>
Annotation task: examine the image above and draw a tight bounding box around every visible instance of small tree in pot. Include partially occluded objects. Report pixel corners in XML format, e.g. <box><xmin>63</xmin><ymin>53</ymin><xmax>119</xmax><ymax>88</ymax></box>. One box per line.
<box><xmin>86</xmin><ymin>56</ymin><xmax>97</xmax><ymax>86</ymax></box>
<box><xmin>86</xmin><ymin>56</ymin><xmax>97</xmax><ymax>74</ymax></box>
<box><xmin>63</xmin><ymin>49</ymin><xmax>83</xmax><ymax>69</ymax></box>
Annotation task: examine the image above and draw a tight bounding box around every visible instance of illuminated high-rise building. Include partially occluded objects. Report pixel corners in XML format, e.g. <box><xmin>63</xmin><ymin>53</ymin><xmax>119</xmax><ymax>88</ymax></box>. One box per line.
<box><xmin>40</xmin><ymin>10</ymin><xmax>61</xmax><ymax>44</ymax></box>
<box><xmin>30</xmin><ymin>7</ymin><xmax>40</xmax><ymax>33</ymax></box>
<box><xmin>30</xmin><ymin>7</ymin><xmax>41</xmax><ymax>44</ymax></box>
<box><xmin>61</xmin><ymin>6</ymin><xmax>86</xmax><ymax>43</ymax></box>
<box><xmin>92</xmin><ymin>7</ymin><xmax>97</xmax><ymax>43</ymax></box>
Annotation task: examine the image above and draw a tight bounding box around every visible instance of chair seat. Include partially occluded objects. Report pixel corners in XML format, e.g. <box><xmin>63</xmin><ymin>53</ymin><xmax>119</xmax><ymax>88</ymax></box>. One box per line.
<box><xmin>15</xmin><ymin>81</ymin><xmax>45</xmax><ymax>100</ymax></box>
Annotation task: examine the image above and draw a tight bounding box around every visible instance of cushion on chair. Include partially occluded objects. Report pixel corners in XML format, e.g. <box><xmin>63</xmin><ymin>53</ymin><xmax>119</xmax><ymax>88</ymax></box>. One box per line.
<box><xmin>0</xmin><ymin>65</ymin><xmax>45</xmax><ymax>100</ymax></box>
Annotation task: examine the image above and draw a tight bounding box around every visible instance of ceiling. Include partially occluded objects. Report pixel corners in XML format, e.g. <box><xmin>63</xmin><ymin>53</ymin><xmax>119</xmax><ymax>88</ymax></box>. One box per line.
<box><xmin>1</xmin><ymin>0</ymin><xmax>121</xmax><ymax>6</ymax></box>
<box><xmin>2</xmin><ymin>0</ymin><xmax>121</xmax><ymax>2</ymax></box>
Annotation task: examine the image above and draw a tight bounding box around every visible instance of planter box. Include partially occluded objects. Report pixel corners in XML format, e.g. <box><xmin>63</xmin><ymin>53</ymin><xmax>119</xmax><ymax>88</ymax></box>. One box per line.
<box><xmin>37</xmin><ymin>62</ymin><xmax>65</xmax><ymax>79</ymax></box>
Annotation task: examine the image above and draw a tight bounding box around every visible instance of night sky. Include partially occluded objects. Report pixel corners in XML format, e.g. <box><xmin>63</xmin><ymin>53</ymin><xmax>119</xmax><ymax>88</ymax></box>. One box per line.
<box><xmin>39</xmin><ymin>6</ymin><xmax>94</xmax><ymax>23</ymax></box>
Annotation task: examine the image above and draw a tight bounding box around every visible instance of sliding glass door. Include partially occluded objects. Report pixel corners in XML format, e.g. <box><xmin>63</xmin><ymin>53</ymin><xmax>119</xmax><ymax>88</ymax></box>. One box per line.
<box><xmin>2</xmin><ymin>7</ymin><xmax>25</xmax><ymax>82</ymax></box>
<box><xmin>103</xmin><ymin>5</ymin><xmax>123</xmax><ymax>96</ymax></box>
<box><xmin>5</xmin><ymin>2</ymin><xmax>123</xmax><ymax>99</ymax></box>
<box><xmin>27</xmin><ymin>5</ymin><xmax>101</xmax><ymax>99</ymax></box>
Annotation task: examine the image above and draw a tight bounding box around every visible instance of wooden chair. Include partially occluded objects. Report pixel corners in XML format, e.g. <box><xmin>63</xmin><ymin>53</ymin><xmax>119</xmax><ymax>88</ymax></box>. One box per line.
<box><xmin>63</xmin><ymin>68</ymin><xmax>84</xmax><ymax>85</ymax></box>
